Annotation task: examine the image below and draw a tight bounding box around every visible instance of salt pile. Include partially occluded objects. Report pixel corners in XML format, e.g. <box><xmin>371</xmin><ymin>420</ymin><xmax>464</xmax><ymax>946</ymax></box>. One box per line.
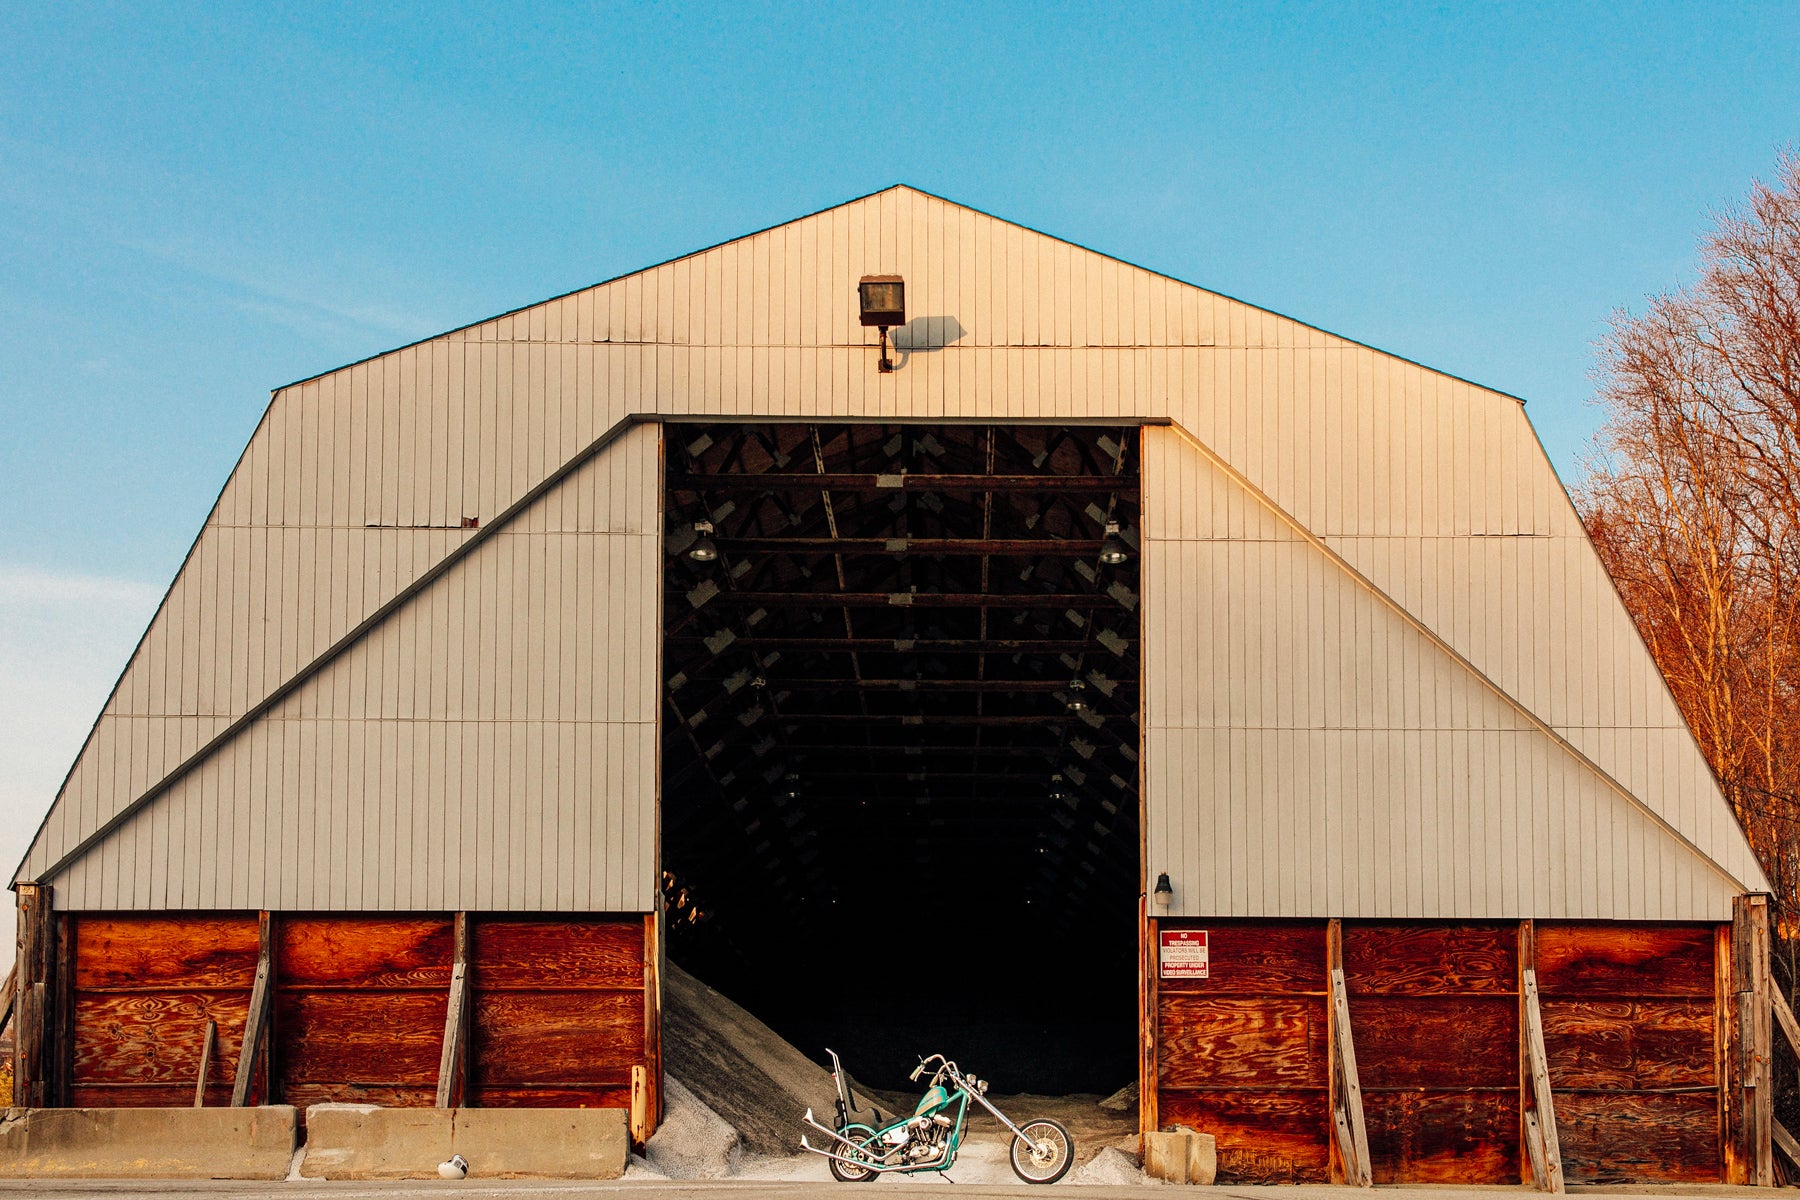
<box><xmin>661</xmin><ymin>960</ymin><xmax>882</xmax><ymax>1157</ymax></box>
<box><xmin>646</xmin><ymin>959</ymin><xmax>1154</xmax><ymax>1184</ymax></box>
<box><xmin>1073</xmin><ymin>1146</ymin><xmax>1163</xmax><ymax>1185</ymax></box>
<box><xmin>639</xmin><ymin>1076</ymin><xmax>741</xmax><ymax>1179</ymax></box>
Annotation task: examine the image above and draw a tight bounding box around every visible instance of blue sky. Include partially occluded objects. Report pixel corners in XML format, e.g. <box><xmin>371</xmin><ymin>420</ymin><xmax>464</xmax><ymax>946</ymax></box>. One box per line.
<box><xmin>0</xmin><ymin>3</ymin><xmax>1796</xmax><ymax>929</ymax></box>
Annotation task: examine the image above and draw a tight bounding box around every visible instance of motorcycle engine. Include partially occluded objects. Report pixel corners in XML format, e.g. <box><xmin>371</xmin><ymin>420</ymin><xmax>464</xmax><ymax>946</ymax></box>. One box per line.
<box><xmin>904</xmin><ymin>1114</ymin><xmax>953</xmax><ymax>1160</ymax></box>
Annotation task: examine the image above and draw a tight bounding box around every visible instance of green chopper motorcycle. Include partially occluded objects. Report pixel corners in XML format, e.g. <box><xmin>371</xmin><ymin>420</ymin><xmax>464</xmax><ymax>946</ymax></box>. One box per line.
<box><xmin>800</xmin><ymin>1050</ymin><xmax>1074</xmax><ymax>1184</ymax></box>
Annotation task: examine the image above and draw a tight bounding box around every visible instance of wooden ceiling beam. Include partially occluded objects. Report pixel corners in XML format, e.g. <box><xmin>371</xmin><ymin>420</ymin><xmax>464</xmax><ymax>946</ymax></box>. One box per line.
<box><xmin>671</xmin><ymin>472</ymin><xmax>1135</xmax><ymax>493</ymax></box>
<box><xmin>708</xmin><ymin>591</ymin><xmax>1121</xmax><ymax>609</ymax></box>
<box><xmin>714</xmin><ymin>537</ymin><xmax>1109</xmax><ymax>555</ymax></box>
<box><xmin>664</xmin><ymin>636</ymin><xmax>1132</xmax><ymax>652</ymax></box>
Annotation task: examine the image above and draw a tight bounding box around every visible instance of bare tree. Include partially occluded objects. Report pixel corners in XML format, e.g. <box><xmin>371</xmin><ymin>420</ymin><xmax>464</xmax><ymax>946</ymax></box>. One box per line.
<box><xmin>1579</xmin><ymin>152</ymin><xmax>1800</xmax><ymax>933</ymax></box>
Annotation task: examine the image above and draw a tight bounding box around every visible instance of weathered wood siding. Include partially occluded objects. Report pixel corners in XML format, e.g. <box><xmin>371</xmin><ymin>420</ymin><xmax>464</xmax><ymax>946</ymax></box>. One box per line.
<box><xmin>70</xmin><ymin>915</ymin><xmax>257</xmax><ymax>1107</ymax></box>
<box><xmin>276</xmin><ymin>916</ymin><xmax>453</xmax><ymax>1109</ymax></box>
<box><xmin>467</xmin><ymin>918</ymin><xmax>644</xmax><ymax>1108</ymax></box>
<box><xmin>1344</xmin><ymin>924</ymin><xmax>1519</xmax><ymax>1183</ymax></box>
<box><xmin>66</xmin><ymin>913</ymin><xmax>648</xmax><ymax>1111</ymax></box>
<box><xmin>1155</xmin><ymin>918</ymin><xmax>1724</xmax><ymax>1185</ymax></box>
<box><xmin>1157</xmin><ymin>921</ymin><xmax>1330</xmax><ymax>1182</ymax></box>
<box><xmin>18</xmin><ymin>185</ymin><xmax>1763</xmax><ymax>918</ymax></box>
<box><xmin>1536</xmin><ymin>922</ymin><xmax>1721</xmax><ymax>1183</ymax></box>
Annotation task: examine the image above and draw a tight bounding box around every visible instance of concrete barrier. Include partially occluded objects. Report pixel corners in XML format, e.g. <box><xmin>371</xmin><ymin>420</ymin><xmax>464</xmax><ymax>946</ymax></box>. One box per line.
<box><xmin>452</xmin><ymin>1108</ymin><xmax>629</xmax><ymax>1179</ymax></box>
<box><xmin>300</xmin><ymin>1104</ymin><xmax>628</xmax><ymax>1180</ymax></box>
<box><xmin>299</xmin><ymin>1105</ymin><xmax>449</xmax><ymax>1180</ymax></box>
<box><xmin>0</xmin><ymin>1106</ymin><xmax>298</xmax><ymax>1179</ymax></box>
<box><xmin>1143</xmin><ymin>1127</ymin><xmax>1217</xmax><ymax>1185</ymax></box>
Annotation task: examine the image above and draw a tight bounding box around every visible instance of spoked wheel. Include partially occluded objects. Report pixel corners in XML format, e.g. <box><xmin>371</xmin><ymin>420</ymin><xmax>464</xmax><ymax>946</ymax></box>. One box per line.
<box><xmin>827</xmin><ymin>1125</ymin><xmax>880</xmax><ymax>1183</ymax></box>
<box><xmin>1010</xmin><ymin>1118</ymin><xmax>1073</xmax><ymax>1184</ymax></box>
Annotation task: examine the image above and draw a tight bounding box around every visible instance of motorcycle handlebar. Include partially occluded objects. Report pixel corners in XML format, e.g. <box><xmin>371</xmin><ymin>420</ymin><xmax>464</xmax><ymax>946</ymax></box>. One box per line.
<box><xmin>911</xmin><ymin>1053</ymin><xmax>953</xmax><ymax>1083</ymax></box>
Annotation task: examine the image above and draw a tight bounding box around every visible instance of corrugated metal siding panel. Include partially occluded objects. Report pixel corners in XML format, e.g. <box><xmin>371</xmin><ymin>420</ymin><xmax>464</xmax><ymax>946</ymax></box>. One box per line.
<box><xmin>1140</xmin><ymin>425</ymin><xmax>1745</xmax><ymax>920</ymax></box>
<box><xmin>25</xmin><ymin>185</ymin><xmax>1761</xmax><ymax>915</ymax></box>
<box><xmin>52</xmin><ymin>424</ymin><xmax>660</xmax><ymax>911</ymax></box>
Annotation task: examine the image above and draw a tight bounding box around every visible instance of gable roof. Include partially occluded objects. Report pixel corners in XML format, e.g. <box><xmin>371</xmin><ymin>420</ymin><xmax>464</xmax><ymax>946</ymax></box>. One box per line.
<box><xmin>16</xmin><ymin>185</ymin><xmax>1766</xmax><ymax>916</ymax></box>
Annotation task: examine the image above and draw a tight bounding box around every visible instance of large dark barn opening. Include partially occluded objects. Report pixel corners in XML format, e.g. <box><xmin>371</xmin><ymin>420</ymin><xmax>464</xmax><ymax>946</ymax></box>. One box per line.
<box><xmin>660</xmin><ymin>423</ymin><xmax>1142</xmax><ymax>1095</ymax></box>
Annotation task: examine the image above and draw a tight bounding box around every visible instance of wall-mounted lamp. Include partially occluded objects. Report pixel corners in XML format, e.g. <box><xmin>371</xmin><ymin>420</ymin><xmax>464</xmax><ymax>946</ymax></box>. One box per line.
<box><xmin>1153</xmin><ymin>872</ymin><xmax>1173</xmax><ymax>908</ymax></box>
<box><xmin>688</xmin><ymin>520</ymin><xmax>719</xmax><ymax>563</ymax></box>
<box><xmin>1099</xmin><ymin>520</ymin><xmax>1130</xmax><ymax>565</ymax></box>
<box><xmin>858</xmin><ymin>275</ymin><xmax>905</xmax><ymax>373</ymax></box>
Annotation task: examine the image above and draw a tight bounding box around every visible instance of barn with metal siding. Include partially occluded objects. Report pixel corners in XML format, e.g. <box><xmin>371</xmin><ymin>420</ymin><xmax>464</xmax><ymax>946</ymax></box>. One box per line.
<box><xmin>9</xmin><ymin>185</ymin><xmax>1780</xmax><ymax>1185</ymax></box>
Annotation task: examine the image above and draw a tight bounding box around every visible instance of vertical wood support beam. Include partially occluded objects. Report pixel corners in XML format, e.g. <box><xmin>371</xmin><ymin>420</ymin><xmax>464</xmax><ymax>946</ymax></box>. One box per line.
<box><xmin>436</xmin><ymin>913</ymin><xmax>470</xmax><ymax>1109</ymax></box>
<box><xmin>51</xmin><ymin>914</ymin><xmax>73</xmax><ymax>1106</ymax></box>
<box><xmin>1518</xmin><ymin>921</ymin><xmax>1565</xmax><ymax>1192</ymax></box>
<box><xmin>231</xmin><ymin>912</ymin><xmax>273</xmax><ymax>1108</ymax></box>
<box><xmin>1720</xmin><ymin>921</ymin><xmax>1739</xmax><ymax>1182</ymax></box>
<box><xmin>642</xmin><ymin>911</ymin><xmax>662</xmax><ymax>1139</ymax></box>
<box><xmin>13</xmin><ymin>884</ymin><xmax>55</xmax><ymax>1108</ymax></box>
<box><xmin>1140</xmin><ymin>899</ymin><xmax>1159</xmax><ymax>1138</ymax></box>
<box><xmin>1326</xmin><ymin>919</ymin><xmax>1372</xmax><ymax>1188</ymax></box>
<box><xmin>1730</xmin><ymin>894</ymin><xmax>1774</xmax><ymax>1186</ymax></box>
<box><xmin>194</xmin><ymin>1019</ymin><xmax>217</xmax><ymax>1107</ymax></box>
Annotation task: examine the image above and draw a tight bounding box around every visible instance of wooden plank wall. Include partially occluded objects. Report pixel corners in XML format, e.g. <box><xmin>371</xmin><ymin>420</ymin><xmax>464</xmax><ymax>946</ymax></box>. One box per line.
<box><xmin>71</xmin><ymin>915</ymin><xmax>258</xmax><ymax>1107</ymax></box>
<box><xmin>1344</xmin><ymin>924</ymin><xmax>1520</xmax><ymax>1183</ymax></box>
<box><xmin>68</xmin><ymin>913</ymin><xmax>646</xmax><ymax>1112</ymax></box>
<box><xmin>1158</xmin><ymin>918</ymin><xmax>1727</xmax><ymax>1185</ymax></box>
<box><xmin>468</xmin><ymin>918</ymin><xmax>644</xmax><ymax>1108</ymax></box>
<box><xmin>276</xmin><ymin>917</ymin><xmax>452</xmax><ymax>1109</ymax></box>
<box><xmin>1536</xmin><ymin>923</ymin><xmax>1720</xmax><ymax>1183</ymax></box>
<box><xmin>1156</xmin><ymin>921</ymin><xmax>1330</xmax><ymax>1182</ymax></box>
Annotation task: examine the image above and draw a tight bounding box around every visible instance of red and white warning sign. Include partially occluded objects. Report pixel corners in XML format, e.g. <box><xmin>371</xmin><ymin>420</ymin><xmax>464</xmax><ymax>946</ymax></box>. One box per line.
<box><xmin>1159</xmin><ymin>929</ymin><xmax>1210</xmax><ymax>979</ymax></box>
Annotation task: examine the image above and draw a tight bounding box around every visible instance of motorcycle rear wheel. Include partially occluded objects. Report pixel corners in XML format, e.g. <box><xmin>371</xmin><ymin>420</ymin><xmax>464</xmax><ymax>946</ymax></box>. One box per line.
<box><xmin>1009</xmin><ymin>1118</ymin><xmax>1073</xmax><ymax>1184</ymax></box>
<box><xmin>827</xmin><ymin>1126</ymin><xmax>880</xmax><ymax>1183</ymax></box>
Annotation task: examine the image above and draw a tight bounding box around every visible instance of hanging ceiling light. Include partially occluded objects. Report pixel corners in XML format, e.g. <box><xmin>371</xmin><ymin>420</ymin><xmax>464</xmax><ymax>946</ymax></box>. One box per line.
<box><xmin>688</xmin><ymin>519</ymin><xmax>718</xmax><ymax>563</ymax></box>
<box><xmin>1065</xmin><ymin>679</ymin><xmax>1088</xmax><ymax>712</ymax></box>
<box><xmin>1099</xmin><ymin>520</ymin><xmax>1130</xmax><ymax>565</ymax></box>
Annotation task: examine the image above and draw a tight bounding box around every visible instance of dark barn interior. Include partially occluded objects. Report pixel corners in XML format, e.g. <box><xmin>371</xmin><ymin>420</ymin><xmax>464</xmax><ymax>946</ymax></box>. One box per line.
<box><xmin>661</xmin><ymin>422</ymin><xmax>1142</xmax><ymax>1094</ymax></box>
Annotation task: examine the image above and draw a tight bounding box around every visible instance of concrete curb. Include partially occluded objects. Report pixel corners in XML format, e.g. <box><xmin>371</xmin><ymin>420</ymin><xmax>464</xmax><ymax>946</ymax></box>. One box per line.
<box><xmin>300</xmin><ymin>1105</ymin><xmax>628</xmax><ymax>1180</ymax></box>
<box><xmin>0</xmin><ymin>1106</ymin><xmax>298</xmax><ymax>1179</ymax></box>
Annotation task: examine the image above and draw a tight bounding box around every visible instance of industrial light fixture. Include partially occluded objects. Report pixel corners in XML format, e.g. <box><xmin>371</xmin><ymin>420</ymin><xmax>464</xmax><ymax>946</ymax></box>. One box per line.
<box><xmin>1065</xmin><ymin>679</ymin><xmax>1088</xmax><ymax>712</ymax></box>
<box><xmin>1099</xmin><ymin>520</ymin><xmax>1130</xmax><ymax>565</ymax></box>
<box><xmin>858</xmin><ymin>275</ymin><xmax>905</xmax><ymax>374</ymax></box>
<box><xmin>1153</xmin><ymin>872</ymin><xmax>1173</xmax><ymax>907</ymax></box>
<box><xmin>688</xmin><ymin>520</ymin><xmax>718</xmax><ymax>563</ymax></box>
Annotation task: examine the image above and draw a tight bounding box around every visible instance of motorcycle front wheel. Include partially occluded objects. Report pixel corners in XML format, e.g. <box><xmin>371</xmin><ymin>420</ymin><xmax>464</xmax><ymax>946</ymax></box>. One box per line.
<box><xmin>1009</xmin><ymin>1118</ymin><xmax>1073</xmax><ymax>1184</ymax></box>
<box><xmin>827</xmin><ymin>1126</ymin><xmax>880</xmax><ymax>1183</ymax></box>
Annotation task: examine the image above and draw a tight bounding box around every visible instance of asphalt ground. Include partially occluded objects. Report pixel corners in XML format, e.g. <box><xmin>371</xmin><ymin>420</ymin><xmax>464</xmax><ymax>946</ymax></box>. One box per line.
<box><xmin>0</xmin><ymin>1182</ymin><xmax>1774</xmax><ymax>1200</ymax></box>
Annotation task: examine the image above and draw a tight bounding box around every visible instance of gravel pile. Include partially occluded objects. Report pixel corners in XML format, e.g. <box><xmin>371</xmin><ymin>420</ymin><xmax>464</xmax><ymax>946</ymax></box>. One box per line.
<box><xmin>648</xmin><ymin>959</ymin><xmax>1149</xmax><ymax>1185</ymax></box>
<box><xmin>661</xmin><ymin>960</ymin><xmax>884</xmax><ymax>1157</ymax></box>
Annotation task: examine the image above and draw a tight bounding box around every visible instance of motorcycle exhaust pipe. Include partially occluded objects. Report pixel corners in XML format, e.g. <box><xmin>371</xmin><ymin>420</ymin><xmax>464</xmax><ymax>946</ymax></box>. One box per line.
<box><xmin>800</xmin><ymin>1108</ymin><xmax>870</xmax><ymax>1153</ymax></box>
<box><xmin>801</xmin><ymin>1110</ymin><xmax>944</xmax><ymax>1175</ymax></box>
<box><xmin>801</xmin><ymin>1133</ymin><xmax>946</xmax><ymax>1176</ymax></box>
